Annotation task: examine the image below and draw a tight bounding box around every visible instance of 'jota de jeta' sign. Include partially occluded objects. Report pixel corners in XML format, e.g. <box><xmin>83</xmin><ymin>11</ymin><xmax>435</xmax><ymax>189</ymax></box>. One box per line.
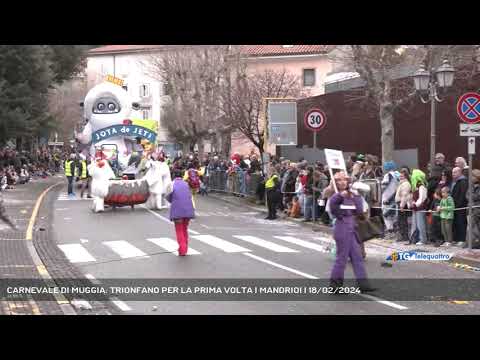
<box><xmin>92</xmin><ymin>124</ymin><xmax>157</xmax><ymax>144</ymax></box>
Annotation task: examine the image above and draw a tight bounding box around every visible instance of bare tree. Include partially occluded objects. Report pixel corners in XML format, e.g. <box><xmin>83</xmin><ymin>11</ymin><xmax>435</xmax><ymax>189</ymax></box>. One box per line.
<box><xmin>145</xmin><ymin>45</ymin><xmax>232</xmax><ymax>158</ymax></box>
<box><xmin>219</xmin><ymin>66</ymin><xmax>305</xmax><ymax>169</ymax></box>
<box><xmin>48</xmin><ymin>77</ymin><xmax>87</xmax><ymax>143</ymax></box>
<box><xmin>328</xmin><ymin>45</ymin><xmax>480</xmax><ymax>164</ymax></box>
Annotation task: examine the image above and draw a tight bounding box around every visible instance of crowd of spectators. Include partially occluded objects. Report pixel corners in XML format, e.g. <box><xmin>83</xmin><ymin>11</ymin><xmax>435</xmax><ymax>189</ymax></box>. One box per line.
<box><xmin>167</xmin><ymin>149</ymin><xmax>480</xmax><ymax>249</ymax></box>
<box><xmin>0</xmin><ymin>146</ymin><xmax>65</xmax><ymax>191</ymax></box>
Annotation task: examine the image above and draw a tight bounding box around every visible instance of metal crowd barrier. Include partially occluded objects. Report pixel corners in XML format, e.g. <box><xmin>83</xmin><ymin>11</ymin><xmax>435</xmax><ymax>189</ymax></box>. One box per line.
<box><xmin>206</xmin><ymin>169</ymin><xmax>264</xmax><ymax>198</ymax></box>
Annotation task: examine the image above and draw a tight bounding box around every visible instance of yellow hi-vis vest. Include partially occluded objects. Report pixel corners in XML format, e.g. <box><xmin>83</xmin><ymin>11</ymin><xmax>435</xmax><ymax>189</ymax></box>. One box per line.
<box><xmin>80</xmin><ymin>160</ymin><xmax>87</xmax><ymax>179</ymax></box>
<box><xmin>265</xmin><ymin>174</ymin><xmax>278</xmax><ymax>189</ymax></box>
<box><xmin>64</xmin><ymin>160</ymin><xmax>73</xmax><ymax>177</ymax></box>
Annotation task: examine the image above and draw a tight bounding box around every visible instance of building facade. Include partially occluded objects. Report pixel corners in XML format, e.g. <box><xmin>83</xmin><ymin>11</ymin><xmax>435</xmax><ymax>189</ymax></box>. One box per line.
<box><xmin>86</xmin><ymin>45</ymin><xmax>337</xmax><ymax>157</ymax></box>
<box><xmin>86</xmin><ymin>45</ymin><xmax>178</xmax><ymax>153</ymax></box>
<box><xmin>232</xmin><ymin>45</ymin><xmax>336</xmax><ymax>156</ymax></box>
<box><xmin>283</xmin><ymin>73</ymin><xmax>480</xmax><ymax>170</ymax></box>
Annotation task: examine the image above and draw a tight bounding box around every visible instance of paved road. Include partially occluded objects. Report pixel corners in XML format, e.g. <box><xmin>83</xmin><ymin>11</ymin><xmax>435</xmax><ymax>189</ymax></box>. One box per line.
<box><xmin>51</xmin><ymin>186</ymin><xmax>480</xmax><ymax>315</ymax></box>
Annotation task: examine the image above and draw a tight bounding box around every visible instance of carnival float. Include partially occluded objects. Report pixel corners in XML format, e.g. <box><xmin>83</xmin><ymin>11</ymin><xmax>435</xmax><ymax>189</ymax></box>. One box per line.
<box><xmin>76</xmin><ymin>75</ymin><xmax>172</xmax><ymax>212</ymax></box>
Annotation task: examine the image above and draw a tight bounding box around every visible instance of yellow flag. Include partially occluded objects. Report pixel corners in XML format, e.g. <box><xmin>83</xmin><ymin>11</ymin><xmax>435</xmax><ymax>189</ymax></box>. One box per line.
<box><xmin>131</xmin><ymin>119</ymin><xmax>158</xmax><ymax>133</ymax></box>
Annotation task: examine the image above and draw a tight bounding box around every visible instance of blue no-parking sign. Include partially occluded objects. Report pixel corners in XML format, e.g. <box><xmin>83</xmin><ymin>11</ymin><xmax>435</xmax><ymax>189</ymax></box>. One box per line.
<box><xmin>457</xmin><ymin>92</ymin><xmax>480</xmax><ymax>124</ymax></box>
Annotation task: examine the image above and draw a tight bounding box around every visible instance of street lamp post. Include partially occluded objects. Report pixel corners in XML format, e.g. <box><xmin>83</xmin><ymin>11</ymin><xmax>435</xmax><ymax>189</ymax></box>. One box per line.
<box><xmin>413</xmin><ymin>59</ymin><xmax>455</xmax><ymax>170</ymax></box>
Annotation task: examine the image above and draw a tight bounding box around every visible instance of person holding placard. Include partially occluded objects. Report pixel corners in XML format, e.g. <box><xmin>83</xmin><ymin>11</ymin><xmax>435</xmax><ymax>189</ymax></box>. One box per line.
<box><xmin>328</xmin><ymin>171</ymin><xmax>375</xmax><ymax>293</ymax></box>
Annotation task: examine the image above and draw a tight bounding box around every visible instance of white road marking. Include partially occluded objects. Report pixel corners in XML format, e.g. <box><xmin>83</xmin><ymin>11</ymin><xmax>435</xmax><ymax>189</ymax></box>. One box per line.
<box><xmin>80</xmin><ymin>239</ymin><xmax>89</xmax><ymax>243</ymax></box>
<box><xmin>63</xmin><ymin>217</ymin><xmax>72</xmax><ymax>221</ymax></box>
<box><xmin>143</xmin><ymin>205</ymin><xmax>200</xmax><ymax>235</ymax></box>
<box><xmin>233</xmin><ymin>235</ymin><xmax>299</xmax><ymax>253</ymax></box>
<box><xmin>112</xmin><ymin>298</ymin><xmax>132</xmax><ymax>311</ymax></box>
<box><xmin>84</xmin><ymin>273</ymin><xmax>101</xmax><ymax>285</ymax></box>
<box><xmin>199</xmin><ymin>224</ymin><xmax>211</xmax><ymax>229</ymax></box>
<box><xmin>58</xmin><ymin>244</ymin><xmax>96</xmax><ymax>263</ymax></box>
<box><xmin>274</xmin><ymin>236</ymin><xmax>327</xmax><ymax>252</ymax></box>
<box><xmin>57</xmin><ymin>194</ymin><xmax>91</xmax><ymax>201</ymax></box>
<box><xmin>84</xmin><ymin>275</ymin><xmax>132</xmax><ymax>311</ymax></box>
<box><xmin>147</xmin><ymin>238</ymin><xmax>201</xmax><ymax>255</ymax></box>
<box><xmin>243</xmin><ymin>254</ymin><xmax>408</xmax><ymax>311</ymax></box>
<box><xmin>243</xmin><ymin>253</ymin><xmax>318</xmax><ymax>279</ymax></box>
<box><xmin>191</xmin><ymin>235</ymin><xmax>251</xmax><ymax>253</ymax></box>
<box><xmin>103</xmin><ymin>241</ymin><xmax>148</xmax><ymax>259</ymax></box>
<box><xmin>56</xmin><ymin>208</ymin><xmax>69</xmax><ymax>211</ymax></box>
<box><xmin>213</xmin><ymin>211</ymin><xmax>228</xmax><ymax>217</ymax></box>
<box><xmin>359</xmin><ymin>294</ymin><xmax>408</xmax><ymax>310</ymax></box>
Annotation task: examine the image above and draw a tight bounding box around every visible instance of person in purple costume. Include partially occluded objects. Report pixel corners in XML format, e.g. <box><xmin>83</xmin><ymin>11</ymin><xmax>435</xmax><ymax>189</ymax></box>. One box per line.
<box><xmin>329</xmin><ymin>171</ymin><xmax>376</xmax><ymax>293</ymax></box>
<box><xmin>166</xmin><ymin>169</ymin><xmax>195</xmax><ymax>256</ymax></box>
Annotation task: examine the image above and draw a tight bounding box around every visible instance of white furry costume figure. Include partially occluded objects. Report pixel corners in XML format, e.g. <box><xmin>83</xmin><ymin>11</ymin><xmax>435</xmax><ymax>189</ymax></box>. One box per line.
<box><xmin>381</xmin><ymin>162</ymin><xmax>400</xmax><ymax>232</ymax></box>
<box><xmin>76</xmin><ymin>82</ymin><xmax>133</xmax><ymax>170</ymax></box>
<box><xmin>89</xmin><ymin>159</ymin><xmax>115</xmax><ymax>213</ymax></box>
<box><xmin>144</xmin><ymin>157</ymin><xmax>173</xmax><ymax>210</ymax></box>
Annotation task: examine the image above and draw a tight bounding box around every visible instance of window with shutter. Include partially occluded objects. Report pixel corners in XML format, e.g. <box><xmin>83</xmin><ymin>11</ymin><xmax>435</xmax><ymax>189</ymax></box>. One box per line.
<box><xmin>140</xmin><ymin>84</ymin><xmax>150</xmax><ymax>97</ymax></box>
<box><xmin>303</xmin><ymin>69</ymin><xmax>316</xmax><ymax>87</ymax></box>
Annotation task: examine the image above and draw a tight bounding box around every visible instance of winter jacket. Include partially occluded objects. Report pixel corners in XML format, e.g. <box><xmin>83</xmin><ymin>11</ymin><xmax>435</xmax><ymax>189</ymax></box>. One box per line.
<box><xmin>451</xmin><ymin>177</ymin><xmax>468</xmax><ymax>209</ymax></box>
<box><xmin>439</xmin><ymin>196</ymin><xmax>454</xmax><ymax>220</ymax></box>
<box><xmin>166</xmin><ymin>178</ymin><xmax>195</xmax><ymax>221</ymax></box>
<box><xmin>395</xmin><ymin>179</ymin><xmax>412</xmax><ymax>209</ymax></box>
<box><xmin>471</xmin><ymin>184</ymin><xmax>480</xmax><ymax>248</ymax></box>
<box><xmin>411</xmin><ymin>185</ymin><xmax>428</xmax><ymax>211</ymax></box>
<box><xmin>248</xmin><ymin>159</ymin><xmax>262</xmax><ymax>174</ymax></box>
<box><xmin>282</xmin><ymin>169</ymin><xmax>298</xmax><ymax>193</ymax></box>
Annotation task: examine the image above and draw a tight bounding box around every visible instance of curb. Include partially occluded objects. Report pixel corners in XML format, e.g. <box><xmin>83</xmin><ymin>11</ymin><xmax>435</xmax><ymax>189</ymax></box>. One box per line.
<box><xmin>24</xmin><ymin>181</ymin><xmax>77</xmax><ymax>315</ymax></box>
<box><xmin>450</xmin><ymin>255</ymin><xmax>480</xmax><ymax>270</ymax></box>
<box><xmin>33</xmin><ymin>181</ymin><xmax>120</xmax><ymax>315</ymax></box>
<box><xmin>208</xmin><ymin>192</ymin><xmax>480</xmax><ymax>268</ymax></box>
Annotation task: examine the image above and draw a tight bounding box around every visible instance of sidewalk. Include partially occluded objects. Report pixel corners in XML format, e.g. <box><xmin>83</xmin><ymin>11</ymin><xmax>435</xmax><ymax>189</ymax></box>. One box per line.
<box><xmin>0</xmin><ymin>176</ymin><xmax>66</xmax><ymax>314</ymax></box>
<box><xmin>208</xmin><ymin>192</ymin><xmax>480</xmax><ymax>271</ymax></box>
<box><xmin>1</xmin><ymin>176</ymin><xmax>118</xmax><ymax>315</ymax></box>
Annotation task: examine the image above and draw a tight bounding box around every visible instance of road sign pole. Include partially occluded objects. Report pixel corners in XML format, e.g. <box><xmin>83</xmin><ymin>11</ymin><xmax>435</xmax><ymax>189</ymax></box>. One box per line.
<box><xmin>468</xmin><ymin>137</ymin><xmax>475</xmax><ymax>250</ymax></box>
<box><xmin>312</xmin><ymin>132</ymin><xmax>316</xmax><ymax>225</ymax></box>
<box><xmin>457</xmin><ymin>93</ymin><xmax>480</xmax><ymax>249</ymax></box>
<box><xmin>468</xmin><ymin>153</ymin><xmax>473</xmax><ymax>250</ymax></box>
<box><xmin>430</xmin><ymin>92</ymin><xmax>436</xmax><ymax>170</ymax></box>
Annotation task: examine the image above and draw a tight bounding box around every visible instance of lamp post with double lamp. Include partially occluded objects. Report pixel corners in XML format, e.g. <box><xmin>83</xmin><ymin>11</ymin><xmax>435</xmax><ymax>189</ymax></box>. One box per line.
<box><xmin>413</xmin><ymin>59</ymin><xmax>455</xmax><ymax>171</ymax></box>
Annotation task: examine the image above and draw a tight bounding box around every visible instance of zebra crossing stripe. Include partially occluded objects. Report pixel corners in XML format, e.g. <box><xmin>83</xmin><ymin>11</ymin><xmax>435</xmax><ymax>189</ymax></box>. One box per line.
<box><xmin>233</xmin><ymin>236</ymin><xmax>299</xmax><ymax>253</ymax></box>
<box><xmin>112</xmin><ymin>298</ymin><xmax>132</xmax><ymax>311</ymax></box>
<box><xmin>191</xmin><ymin>235</ymin><xmax>251</xmax><ymax>253</ymax></box>
<box><xmin>273</xmin><ymin>236</ymin><xmax>326</xmax><ymax>252</ymax></box>
<box><xmin>103</xmin><ymin>241</ymin><xmax>149</xmax><ymax>259</ymax></box>
<box><xmin>243</xmin><ymin>253</ymin><xmax>318</xmax><ymax>279</ymax></box>
<box><xmin>58</xmin><ymin>244</ymin><xmax>96</xmax><ymax>263</ymax></box>
<box><xmin>146</xmin><ymin>238</ymin><xmax>201</xmax><ymax>255</ymax></box>
<box><xmin>57</xmin><ymin>194</ymin><xmax>91</xmax><ymax>201</ymax></box>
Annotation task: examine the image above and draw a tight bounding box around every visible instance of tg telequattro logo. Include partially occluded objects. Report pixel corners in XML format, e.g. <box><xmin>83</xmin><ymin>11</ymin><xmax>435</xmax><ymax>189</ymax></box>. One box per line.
<box><xmin>386</xmin><ymin>251</ymin><xmax>452</xmax><ymax>262</ymax></box>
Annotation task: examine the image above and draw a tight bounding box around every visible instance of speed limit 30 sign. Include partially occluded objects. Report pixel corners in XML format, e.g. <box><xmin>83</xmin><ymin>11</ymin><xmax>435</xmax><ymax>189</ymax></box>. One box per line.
<box><xmin>304</xmin><ymin>108</ymin><xmax>327</xmax><ymax>132</ymax></box>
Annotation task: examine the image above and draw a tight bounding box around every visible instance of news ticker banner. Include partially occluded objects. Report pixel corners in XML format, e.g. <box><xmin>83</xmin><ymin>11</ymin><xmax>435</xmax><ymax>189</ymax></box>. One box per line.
<box><xmin>2</xmin><ymin>279</ymin><xmax>480</xmax><ymax>302</ymax></box>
